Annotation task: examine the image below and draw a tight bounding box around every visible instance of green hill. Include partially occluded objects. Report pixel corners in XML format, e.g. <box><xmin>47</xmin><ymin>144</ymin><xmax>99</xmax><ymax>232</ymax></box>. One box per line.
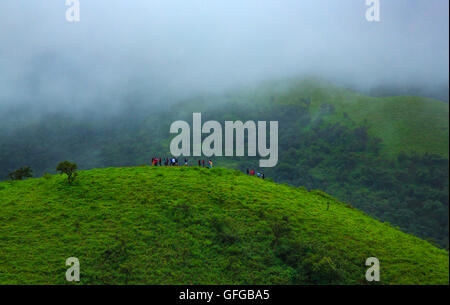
<box><xmin>0</xmin><ymin>78</ymin><xmax>448</xmax><ymax>249</ymax></box>
<box><xmin>286</xmin><ymin>79</ymin><xmax>449</xmax><ymax>157</ymax></box>
<box><xmin>0</xmin><ymin>166</ymin><xmax>448</xmax><ymax>284</ymax></box>
<box><xmin>207</xmin><ymin>77</ymin><xmax>449</xmax><ymax>157</ymax></box>
<box><xmin>154</xmin><ymin>78</ymin><xmax>449</xmax><ymax>248</ymax></box>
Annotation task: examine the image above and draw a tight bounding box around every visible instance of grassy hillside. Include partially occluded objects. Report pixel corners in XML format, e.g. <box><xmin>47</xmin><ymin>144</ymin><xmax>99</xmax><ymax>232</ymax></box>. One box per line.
<box><xmin>0</xmin><ymin>78</ymin><xmax>448</xmax><ymax>249</ymax></box>
<box><xmin>228</xmin><ymin>78</ymin><xmax>449</xmax><ymax>157</ymax></box>
<box><xmin>0</xmin><ymin>166</ymin><xmax>448</xmax><ymax>284</ymax></box>
<box><xmin>158</xmin><ymin>79</ymin><xmax>449</xmax><ymax>247</ymax></box>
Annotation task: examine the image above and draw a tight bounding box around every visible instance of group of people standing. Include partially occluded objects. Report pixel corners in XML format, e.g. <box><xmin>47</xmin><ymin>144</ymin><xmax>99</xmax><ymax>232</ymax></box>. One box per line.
<box><xmin>197</xmin><ymin>159</ymin><xmax>214</xmax><ymax>168</ymax></box>
<box><xmin>247</xmin><ymin>168</ymin><xmax>265</xmax><ymax>179</ymax></box>
<box><xmin>151</xmin><ymin>157</ymin><xmax>213</xmax><ymax>168</ymax></box>
<box><xmin>151</xmin><ymin>157</ymin><xmax>265</xmax><ymax>179</ymax></box>
<box><xmin>151</xmin><ymin>157</ymin><xmax>178</xmax><ymax>166</ymax></box>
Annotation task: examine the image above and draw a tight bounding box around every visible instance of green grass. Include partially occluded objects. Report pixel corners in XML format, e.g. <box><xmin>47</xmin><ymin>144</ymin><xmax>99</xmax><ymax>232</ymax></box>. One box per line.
<box><xmin>285</xmin><ymin>79</ymin><xmax>449</xmax><ymax>157</ymax></box>
<box><xmin>226</xmin><ymin>77</ymin><xmax>449</xmax><ymax>157</ymax></box>
<box><xmin>0</xmin><ymin>166</ymin><xmax>448</xmax><ymax>284</ymax></box>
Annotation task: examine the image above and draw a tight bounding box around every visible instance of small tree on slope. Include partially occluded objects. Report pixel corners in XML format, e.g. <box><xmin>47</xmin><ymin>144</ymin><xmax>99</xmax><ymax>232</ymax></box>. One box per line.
<box><xmin>56</xmin><ymin>161</ymin><xmax>78</xmax><ymax>184</ymax></box>
<box><xmin>8</xmin><ymin>166</ymin><xmax>33</xmax><ymax>180</ymax></box>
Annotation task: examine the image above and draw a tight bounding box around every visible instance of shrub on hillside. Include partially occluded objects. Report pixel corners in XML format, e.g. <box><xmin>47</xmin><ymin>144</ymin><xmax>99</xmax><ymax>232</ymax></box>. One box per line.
<box><xmin>8</xmin><ymin>166</ymin><xmax>33</xmax><ymax>181</ymax></box>
<box><xmin>56</xmin><ymin>161</ymin><xmax>78</xmax><ymax>184</ymax></box>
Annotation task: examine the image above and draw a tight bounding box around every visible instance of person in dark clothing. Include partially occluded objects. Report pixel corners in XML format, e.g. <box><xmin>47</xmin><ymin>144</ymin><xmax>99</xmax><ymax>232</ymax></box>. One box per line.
<box><xmin>198</xmin><ymin>160</ymin><xmax>201</xmax><ymax>166</ymax></box>
<box><xmin>202</xmin><ymin>160</ymin><xmax>205</xmax><ymax>167</ymax></box>
<box><xmin>246</xmin><ymin>168</ymin><xmax>249</xmax><ymax>175</ymax></box>
<box><xmin>159</xmin><ymin>158</ymin><xmax>162</xmax><ymax>166</ymax></box>
<box><xmin>262</xmin><ymin>173</ymin><xmax>265</xmax><ymax>179</ymax></box>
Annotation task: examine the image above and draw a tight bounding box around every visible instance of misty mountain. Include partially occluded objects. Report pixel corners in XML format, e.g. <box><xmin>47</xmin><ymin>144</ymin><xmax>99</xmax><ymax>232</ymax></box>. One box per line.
<box><xmin>0</xmin><ymin>79</ymin><xmax>448</xmax><ymax>248</ymax></box>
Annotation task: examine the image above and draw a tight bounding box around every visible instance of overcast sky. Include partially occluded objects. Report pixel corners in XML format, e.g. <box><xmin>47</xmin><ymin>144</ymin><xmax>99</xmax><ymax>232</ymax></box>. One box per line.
<box><xmin>0</xmin><ymin>0</ymin><xmax>448</xmax><ymax>113</ymax></box>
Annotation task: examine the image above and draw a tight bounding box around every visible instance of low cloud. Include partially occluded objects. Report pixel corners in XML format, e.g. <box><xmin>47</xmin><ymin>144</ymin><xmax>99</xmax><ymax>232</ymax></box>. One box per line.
<box><xmin>0</xmin><ymin>0</ymin><xmax>448</xmax><ymax>115</ymax></box>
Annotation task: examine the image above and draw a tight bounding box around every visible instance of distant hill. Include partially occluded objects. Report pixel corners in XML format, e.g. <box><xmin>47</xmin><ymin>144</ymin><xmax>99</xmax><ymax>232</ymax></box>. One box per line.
<box><xmin>281</xmin><ymin>79</ymin><xmax>449</xmax><ymax>157</ymax></box>
<box><xmin>196</xmin><ymin>78</ymin><xmax>449</xmax><ymax>157</ymax></box>
<box><xmin>364</xmin><ymin>83</ymin><xmax>449</xmax><ymax>104</ymax></box>
<box><xmin>0</xmin><ymin>166</ymin><xmax>448</xmax><ymax>284</ymax></box>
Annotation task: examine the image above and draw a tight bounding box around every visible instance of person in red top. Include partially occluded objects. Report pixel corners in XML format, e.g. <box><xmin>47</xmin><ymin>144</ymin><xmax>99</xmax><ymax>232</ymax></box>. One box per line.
<box><xmin>251</xmin><ymin>170</ymin><xmax>254</xmax><ymax>176</ymax></box>
<box><xmin>202</xmin><ymin>160</ymin><xmax>205</xmax><ymax>167</ymax></box>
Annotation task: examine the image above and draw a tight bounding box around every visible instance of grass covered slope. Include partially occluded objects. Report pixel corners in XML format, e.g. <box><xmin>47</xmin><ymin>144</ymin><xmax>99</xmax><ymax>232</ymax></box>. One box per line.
<box><xmin>229</xmin><ymin>78</ymin><xmax>449</xmax><ymax>157</ymax></box>
<box><xmin>294</xmin><ymin>80</ymin><xmax>449</xmax><ymax>157</ymax></box>
<box><xmin>0</xmin><ymin>166</ymin><xmax>448</xmax><ymax>284</ymax></box>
